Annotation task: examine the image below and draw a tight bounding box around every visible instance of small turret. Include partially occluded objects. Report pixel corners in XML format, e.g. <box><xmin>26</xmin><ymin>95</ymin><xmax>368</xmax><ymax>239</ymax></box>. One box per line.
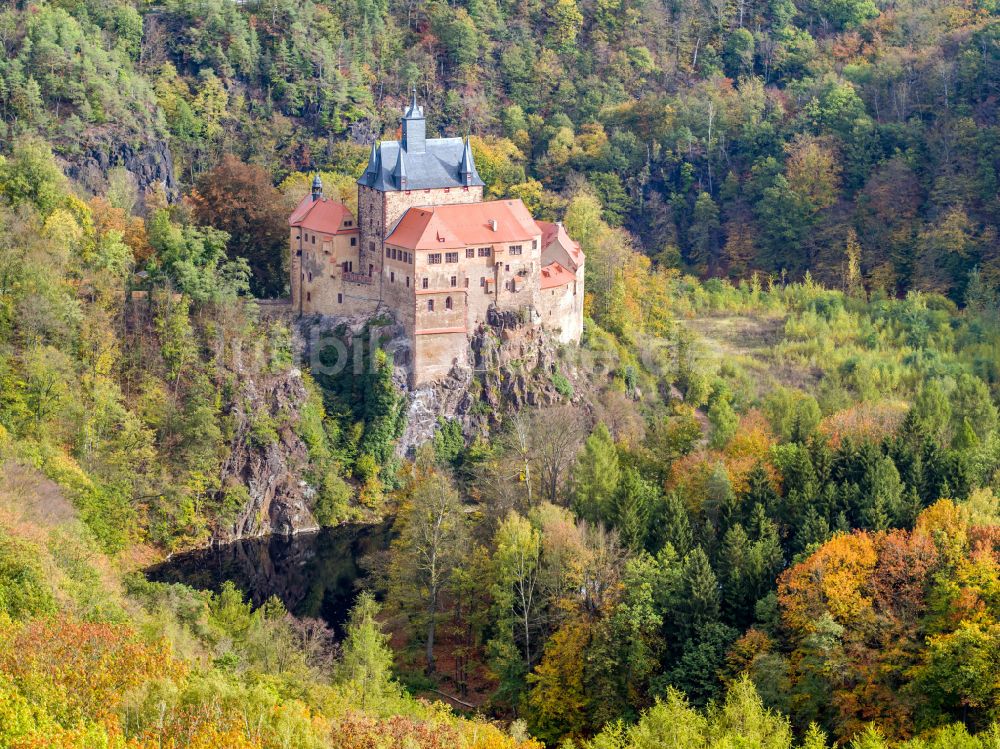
<box><xmin>401</xmin><ymin>87</ymin><xmax>426</xmax><ymax>155</ymax></box>
<box><xmin>459</xmin><ymin>136</ymin><xmax>475</xmax><ymax>186</ymax></box>
<box><xmin>393</xmin><ymin>150</ymin><xmax>408</xmax><ymax>189</ymax></box>
<box><xmin>364</xmin><ymin>141</ymin><xmax>380</xmax><ymax>176</ymax></box>
<box><xmin>311</xmin><ymin>173</ymin><xmax>323</xmax><ymax>202</ymax></box>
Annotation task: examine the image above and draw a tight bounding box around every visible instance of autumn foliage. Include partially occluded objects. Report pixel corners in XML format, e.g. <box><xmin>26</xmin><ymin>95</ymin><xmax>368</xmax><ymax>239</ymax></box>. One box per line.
<box><xmin>774</xmin><ymin>503</ymin><xmax>1000</xmax><ymax>741</ymax></box>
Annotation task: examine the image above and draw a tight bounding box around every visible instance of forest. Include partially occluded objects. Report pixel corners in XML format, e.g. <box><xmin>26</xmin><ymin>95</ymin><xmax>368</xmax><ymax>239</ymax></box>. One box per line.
<box><xmin>1</xmin><ymin>0</ymin><xmax>1000</xmax><ymax>746</ymax></box>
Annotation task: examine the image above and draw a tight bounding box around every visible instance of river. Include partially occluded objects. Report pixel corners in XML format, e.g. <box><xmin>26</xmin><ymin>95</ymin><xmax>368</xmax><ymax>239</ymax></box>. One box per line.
<box><xmin>145</xmin><ymin>521</ymin><xmax>393</xmax><ymax>637</ymax></box>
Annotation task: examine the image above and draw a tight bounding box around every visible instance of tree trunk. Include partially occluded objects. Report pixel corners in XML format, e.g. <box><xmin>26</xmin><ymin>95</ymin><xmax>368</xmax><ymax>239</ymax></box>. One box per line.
<box><xmin>426</xmin><ymin>593</ymin><xmax>437</xmax><ymax>674</ymax></box>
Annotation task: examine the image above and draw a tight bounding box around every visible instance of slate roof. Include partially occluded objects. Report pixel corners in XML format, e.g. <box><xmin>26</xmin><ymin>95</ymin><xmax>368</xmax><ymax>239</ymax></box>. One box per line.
<box><xmin>357</xmin><ymin>95</ymin><xmax>485</xmax><ymax>191</ymax></box>
<box><xmin>358</xmin><ymin>138</ymin><xmax>485</xmax><ymax>191</ymax></box>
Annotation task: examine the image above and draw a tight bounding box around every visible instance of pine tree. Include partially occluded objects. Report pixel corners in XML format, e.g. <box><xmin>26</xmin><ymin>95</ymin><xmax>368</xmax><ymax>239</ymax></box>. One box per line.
<box><xmin>795</xmin><ymin>506</ymin><xmax>831</xmax><ymax>553</ymax></box>
<box><xmin>612</xmin><ymin>466</ymin><xmax>658</xmax><ymax>552</ymax></box>
<box><xmin>338</xmin><ymin>592</ymin><xmax>397</xmax><ymax>710</ymax></box>
<box><xmin>719</xmin><ymin>523</ymin><xmax>752</xmax><ymax>620</ymax></box>
<box><xmin>677</xmin><ymin>547</ymin><xmax>721</xmax><ymax>641</ymax></box>
<box><xmin>861</xmin><ymin>456</ymin><xmax>902</xmax><ymax>531</ymax></box>
<box><xmin>656</xmin><ymin>490</ymin><xmax>694</xmax><ymax>556</ymax></box>
<box><xmin>571</xmin><ymin>422</ymin><xmax>621</xmax><ymax>524</ymax></box>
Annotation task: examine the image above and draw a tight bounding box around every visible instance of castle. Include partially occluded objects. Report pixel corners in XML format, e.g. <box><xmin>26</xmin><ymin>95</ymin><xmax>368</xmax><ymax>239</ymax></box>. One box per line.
<box><xmin>289</xmin><ymin>93</ymin><xmax>585</xmax><ymax>386</ymax></box>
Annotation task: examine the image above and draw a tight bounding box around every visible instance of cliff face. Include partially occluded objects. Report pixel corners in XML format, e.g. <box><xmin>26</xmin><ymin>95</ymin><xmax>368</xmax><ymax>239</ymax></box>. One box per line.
<box><xmin>217</xmin><ymin>366</ymin><xmax>319</xmax><ymax>541</ymax></box>
<box><xmin>62</xmin><ymin>128</ymin><xmax>177</xmax><ymax>201</ymax></box>
<box><xmin>398</xmin><ymin>309</ymin><xmax>592</xmax><ymax>454</ymax></box>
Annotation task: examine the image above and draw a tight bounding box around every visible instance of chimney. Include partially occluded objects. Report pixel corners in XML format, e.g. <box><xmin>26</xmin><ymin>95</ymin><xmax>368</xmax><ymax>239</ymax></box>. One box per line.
<box><xmin>490</xmin><ymin>219</ymin><xmax>498</xmax><ymax>232</ymax></box>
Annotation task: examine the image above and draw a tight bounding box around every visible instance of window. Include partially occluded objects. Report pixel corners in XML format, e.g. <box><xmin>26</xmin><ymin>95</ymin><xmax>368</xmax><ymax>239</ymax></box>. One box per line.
<box><xmin>466</xmin><ymin>248</ymin><xmax>475</xmax><ymax>258</ymax></box>
<box><xmin>532</xmin><ymin>239</ymin><xmax>538</xmax><ymax>249</ymax></box>
<box><xmin>369</xmin><ymin>241</ymin><xmax>375</xmax><ymax>252</ymax></box>
<box><xmin>350</xmin><ymin>238</ymin><xmax>357</xmax><ymax>246</ymax></box>
<box><xmin>337</xmin><ymin>293</ymin><xmax>343</xmax><ymax>303</ymax></box>
<box><xmin>446</xmin><ymin>296</ymin><xmax>453</xmax><ymax>310</ymax></box>
<box><xmin>509</xmin><ymin>245</ymin><xmax>522</xmax><ymax>255</ymax></box>
<box><xmin>427</xmin><ymin>299</ymin><xmax>434</xmax><ymax>312</ymax></box>
<box><xmin>385</xmin><ymin>247</ymin><xmax>391</xmax><ymax>257</ymax></box>
<box><xmin>464</xmin><ymin>278</ymin><xmax>469</xmax><ymax>288</ymax></box>
<box><xmin>406</xmin><ymin>276</ymin><xmax>410</xmax><ymax>287</ymax></box>
<box><xmin>445</xmin><ymin>252</ymin><xmax>459</xmax><ymax>263</ymax></box>
<box><xmin>311</xmin><ymin>235</ymin><xmax>316</xmax><ymax>245</ymax></box>
<box><xmin>478</xmin><ymin>247</ymin><xmax>491</xmax><ymax>258</ymax></box>
<box><xmin>422</xmin><ymin>278</ymin><xmax>429</xmax><ymax>289</ymax></box>
<box><xmin>428</xmin><ymin>253</ymin><xmax>442</xmax><ymax>264</ymax></box>
<box><xmin>308</xmin><ymin>272</ymin><xmax>313</xmax><ymax>282</ymax></box>
<box><xmin>306</xmin><ymin>292</ymin><xmax>311</xmax><ymax>301</ymax></box>
<box><xmin>390</xmin><ymin>271</ymin><xmax>395</xmax><ymax>282</ymax></box>
<box><xmin>345</xmin><ymin>220</ymin><xmax>353</xmax><ymax>227</ymax></box>
<box><xmin>450</xmin><ymin>276</ymin><xmax>457</xmax><ymax>287</ymax></box>
<box><xmin>505</xmin><ymin>264</ymin><xmax>510</xmax><ymax>272</ymax></box>
<box><xmin>480</xmin><ymin>276</ymin><xmax>486</xmax><ymax>287</ymax></box>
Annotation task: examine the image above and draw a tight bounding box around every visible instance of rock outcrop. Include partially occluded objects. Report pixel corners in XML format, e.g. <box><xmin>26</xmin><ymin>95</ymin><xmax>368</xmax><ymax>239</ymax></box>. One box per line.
<box><xmin>398</xmin><ymin>309</ymin><xmax>592</xmax><ymax>455</ymax></box>
<box><xmin>217</xmin><ymin>367</ymin><xmax>319</xmax><ymax>541</ymax></box>
<box><xmin>62</xmin><ymin>128</ymin><xmax>176</xmax><ymax>202</ymax></box>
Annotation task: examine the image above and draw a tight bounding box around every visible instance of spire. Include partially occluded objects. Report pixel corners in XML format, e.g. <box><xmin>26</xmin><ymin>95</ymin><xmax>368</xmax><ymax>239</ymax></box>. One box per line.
<box><xmin>404</xmin><ymin>86</ymin><xmax>422</xmax><ymax>119</ymax></box>
<box><xmin>459</xmin><ymin>136</ymin><xmax>475</xmax><ymax>185</ymax></box>
<box><xmin>311</xmin><ymin>173</ymin><xmax>323</xmax><ymax>201</ymax></box>
<box><xmin>393</xmin><ymin>149</ymin><xmax>407</xmax><ymax>189</ymax></box>
<box><xmin>401</xmin><ymin>88</ymin><xmax>426</xmax><ymax>154</ymax></box>
<box><xmin>364</xmin><ymin>141</ymin><xmax>380</xmax><ymax>176</ymax></box>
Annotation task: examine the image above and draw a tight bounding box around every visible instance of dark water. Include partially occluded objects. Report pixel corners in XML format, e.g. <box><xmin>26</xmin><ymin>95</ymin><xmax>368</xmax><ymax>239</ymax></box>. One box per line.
<box><xmin>146</xmin><ymin>522</ymin><xmax>393</xmax><ymax>636</ymax></box>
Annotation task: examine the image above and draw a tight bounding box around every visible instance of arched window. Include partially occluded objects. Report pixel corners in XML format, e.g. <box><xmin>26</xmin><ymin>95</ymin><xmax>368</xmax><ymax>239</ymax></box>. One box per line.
<box><xmin>445</xmin><ymin>296</ymin><xmax>453</xmax><ymax>310</ymax></box>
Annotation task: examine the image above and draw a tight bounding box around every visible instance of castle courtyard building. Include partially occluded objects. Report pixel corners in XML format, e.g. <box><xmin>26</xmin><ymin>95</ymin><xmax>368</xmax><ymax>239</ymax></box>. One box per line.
<box><xmin>289</xmin><ymin>93</ymin><xmax>584</xmax><ymax>386</ymax></box>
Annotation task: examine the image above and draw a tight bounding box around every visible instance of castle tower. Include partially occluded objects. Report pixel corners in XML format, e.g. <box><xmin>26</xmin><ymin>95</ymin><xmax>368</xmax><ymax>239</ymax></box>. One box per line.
<box><xmin>356</xmin><ymin>92</ymin><xmax>486</xmax><ymax>283</ymax></box>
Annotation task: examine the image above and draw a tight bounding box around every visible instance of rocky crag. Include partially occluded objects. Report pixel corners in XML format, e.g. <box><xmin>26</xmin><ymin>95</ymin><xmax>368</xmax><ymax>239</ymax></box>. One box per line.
<box><xmin>217</xmin><ymin>366</ymin><xmax>319</xmax><ymax>541</ymax></box>
<box><xmin>398</xmin><ymin>308</ymin><xmax>593</xmax><ymax>455</ymax></box>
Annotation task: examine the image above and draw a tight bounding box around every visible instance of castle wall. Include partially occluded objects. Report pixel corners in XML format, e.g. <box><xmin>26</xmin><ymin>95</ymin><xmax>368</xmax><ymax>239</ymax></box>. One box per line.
<box><xmin>412</xmin><ymin>331</ymin><xmax>469</xmax><ymax>386</ymax></box>
<box><xmin>357</xmin><ymin>184</ymin><xmax>484</xmax><ymax>286</ymax></box>
<box><xmin>537</xmin><ymin>272</ymin><xmax>584</xmax><ymax>344</ymax></box>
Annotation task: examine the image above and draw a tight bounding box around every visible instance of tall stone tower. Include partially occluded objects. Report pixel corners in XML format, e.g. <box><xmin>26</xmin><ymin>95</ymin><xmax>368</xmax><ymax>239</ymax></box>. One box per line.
<box><xmin>356</xmin><ymin>90</ymin><xmax>486</xmax><ymax>281</ymax></box>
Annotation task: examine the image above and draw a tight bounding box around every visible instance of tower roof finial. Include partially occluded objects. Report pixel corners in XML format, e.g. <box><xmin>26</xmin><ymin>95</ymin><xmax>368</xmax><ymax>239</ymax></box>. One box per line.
<box><xmin>404</xmin><ymin>86</ymin><xmax>423</xmax><ymax>119</ymax></box>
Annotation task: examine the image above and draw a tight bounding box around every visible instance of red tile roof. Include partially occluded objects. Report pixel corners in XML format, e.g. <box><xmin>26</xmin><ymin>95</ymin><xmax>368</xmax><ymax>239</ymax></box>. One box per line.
<box><xmin>537</xmin><ymin>220</ymin><xmax>584</xmax><ymax>266</ymax></box>
<box><xmin>386</xmin><ymin>199</ymin><xmax>540</xmax><ymax>250</ymax></box>
<box><xmin>289</xmin><ymin>194</ymin><xmax>356</xmax><ymax>235</ymax></box>
<box><xmin>540</xmin><ymin>261</ymin><xmax>576</xmax><ymax>289</ymax></box>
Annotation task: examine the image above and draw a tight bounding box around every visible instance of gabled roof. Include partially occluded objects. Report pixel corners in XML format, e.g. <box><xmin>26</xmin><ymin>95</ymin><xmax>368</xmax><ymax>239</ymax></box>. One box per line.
<box><xmin>537</xmin><ymin>220</ymin><xmax>585</xmax><ymax>269</ymax></box>
<box><xmin>386</xmin><ymin>199</ymin><xmax>540</xmax><ymax>251</ymax></box>
<box><xmin>358</xmin><ymin>138</ymin><xmax>485</xmax><ymax>191</ymax></box>
<box><xmin>540</xmin><ymin>261</ymin><xmax>576</xmax><ymax>289</ymax></box>
<box><xmin>289</xmin><ymin>194</ymin><xmax>356</xmax><ymax>235</ymax></box>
